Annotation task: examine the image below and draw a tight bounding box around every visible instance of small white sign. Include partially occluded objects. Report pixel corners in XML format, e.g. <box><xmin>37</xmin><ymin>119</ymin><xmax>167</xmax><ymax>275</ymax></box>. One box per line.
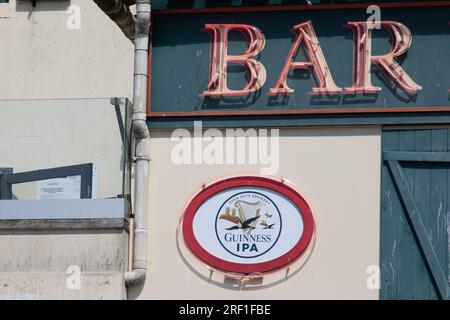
<box><xmin>36</xmin><ymin>176</ymin><xmax>81</xmax><ymax>200</ymax></box>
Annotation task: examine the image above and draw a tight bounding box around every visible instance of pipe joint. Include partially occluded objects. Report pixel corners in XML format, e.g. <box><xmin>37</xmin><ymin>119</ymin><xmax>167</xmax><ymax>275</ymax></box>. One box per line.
<box><xmin>125</xmin><ymin>269</ymin><xmax>147</xmax><ymax>287</ymax></box>
<box><xmin>132</xmin><ymin>120</ymin><xmax>149</xmax><ymax>140</ymax></box>
<box><xmin>135</xmin><ymin>3</ymin><xmax>151</xmax><ymax>32</ymax></box>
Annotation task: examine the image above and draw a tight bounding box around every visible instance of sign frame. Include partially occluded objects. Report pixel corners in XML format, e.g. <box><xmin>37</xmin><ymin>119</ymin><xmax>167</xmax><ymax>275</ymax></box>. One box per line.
<box><xmin>181</xmin><ymin>176</ymin><xmax>315</xmax><ymax>274</ymax></box>
<box><xmin>147</xmin><ymin>1</ymin><xmax>450</xmax><ymax>120</ymax></box>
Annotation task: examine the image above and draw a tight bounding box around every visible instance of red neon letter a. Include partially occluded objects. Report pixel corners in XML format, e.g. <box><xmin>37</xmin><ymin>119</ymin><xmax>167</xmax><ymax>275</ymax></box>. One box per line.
<box><xmin>269</xmin><ymin>21</ymin><xmax>342</xmax><ymax>95</ymax></box>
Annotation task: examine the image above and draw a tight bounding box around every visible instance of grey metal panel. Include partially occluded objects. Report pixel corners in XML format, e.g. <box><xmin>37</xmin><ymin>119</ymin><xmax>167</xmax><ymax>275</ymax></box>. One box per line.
<box><xmin>0</xmin><ymin>218</ymin><xmax>127</xmax><ymax>231</ymax></box>
<box><xmin>0</xmin><ymin>199</ymin><xmax>129</xmax><ymax>220</ymax></box>
<box><xmin>0</xmin><ymin>168</ymin><xmax>13</xmax><ymax>200</ymax></box>
<box><xmin>3</xmin><ymin>163</ymin><xmax>94</xmax><ymax>199</ymax></box>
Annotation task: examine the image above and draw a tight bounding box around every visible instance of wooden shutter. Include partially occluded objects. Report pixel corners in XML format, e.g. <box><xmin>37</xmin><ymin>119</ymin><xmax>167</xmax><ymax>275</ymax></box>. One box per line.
<box><xmin>381</xmin><ymin>128</ymin><xmax>450</xmax><ymax>300</ymax></box>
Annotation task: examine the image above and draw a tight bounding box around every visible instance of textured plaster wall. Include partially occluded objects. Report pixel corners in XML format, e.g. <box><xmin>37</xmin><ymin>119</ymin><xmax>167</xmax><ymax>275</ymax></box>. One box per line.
<box><xmin>0</xmin><ymin>0</ymin><xmax>133</xmax><ymax>100</ymax></box>
<box><xmin>0</xmin><ymin>228</ymin><xmax>128</xmax><ymax>300</ymax></box>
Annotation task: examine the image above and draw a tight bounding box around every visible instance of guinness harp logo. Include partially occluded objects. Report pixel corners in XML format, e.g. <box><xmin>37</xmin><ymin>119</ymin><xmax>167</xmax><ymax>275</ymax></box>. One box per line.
<box><xmin>181</xmin><ymin>176</ymin><xmax>315</xmax><ymax>274</ymax></box>
<box><xmin>215</xmin><ymin>193</ymin><xmax>282</xmax><ymax>259</ymax></box>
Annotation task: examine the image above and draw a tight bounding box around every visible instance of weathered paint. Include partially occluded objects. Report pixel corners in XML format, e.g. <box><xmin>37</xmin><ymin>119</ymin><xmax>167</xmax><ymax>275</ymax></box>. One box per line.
<box><xmin>381</xmin><ymin>128</ymin><xmax>450</xmax><ymax>300</ymax></box>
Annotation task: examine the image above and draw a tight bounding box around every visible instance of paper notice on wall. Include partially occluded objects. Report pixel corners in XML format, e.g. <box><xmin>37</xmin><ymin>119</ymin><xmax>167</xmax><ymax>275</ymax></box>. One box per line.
<box><xmin>36</xmin><ymin>176</ymin><xmax>81</xmax><ymax>200</ymax></box>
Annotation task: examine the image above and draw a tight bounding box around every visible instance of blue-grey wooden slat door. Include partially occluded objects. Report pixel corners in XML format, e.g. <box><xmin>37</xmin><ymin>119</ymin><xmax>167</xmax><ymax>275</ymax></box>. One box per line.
<box><xmin>381</xmin><ymin>128</ymin><xmax>450</xmax><ymax>300</ymax></box>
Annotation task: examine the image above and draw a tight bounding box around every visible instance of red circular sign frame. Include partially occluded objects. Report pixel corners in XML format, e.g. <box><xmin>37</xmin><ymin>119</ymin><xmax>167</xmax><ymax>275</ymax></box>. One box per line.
<box><xmin>182</xmin><ymin>176</ymin><xmax>315</xmax><ymax>274</ymax></box>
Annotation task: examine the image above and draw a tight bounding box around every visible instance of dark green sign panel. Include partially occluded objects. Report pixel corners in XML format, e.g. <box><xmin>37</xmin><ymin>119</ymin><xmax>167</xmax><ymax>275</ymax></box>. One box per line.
<box><xmin>149</xmin><ymin>4</ymin><xmax>450</xmax><ymax>118</ymax></box>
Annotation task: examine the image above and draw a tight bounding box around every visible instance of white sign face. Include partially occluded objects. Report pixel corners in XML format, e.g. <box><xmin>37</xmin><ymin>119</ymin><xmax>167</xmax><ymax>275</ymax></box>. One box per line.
<box><xmin>182</xmin><ymin>177</ymin><xmax>315</xmax><ymax>274</ymax></box>
<box><xmin>194</xmin><ymin>187</ymin><xmax>303</xmax><ymax>264</ymax></box>
<box><xmin>215</xmin><ymin>191</ymin><xmax>282</xmax><ymax>260</ymax></box>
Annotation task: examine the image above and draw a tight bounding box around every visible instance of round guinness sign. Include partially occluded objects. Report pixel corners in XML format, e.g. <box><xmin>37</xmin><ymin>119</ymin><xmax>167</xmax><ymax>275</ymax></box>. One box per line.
<box><xmin>181</xmin><ymin>176</ymin><xmax>315</xmax><ymax>274</ymax></box>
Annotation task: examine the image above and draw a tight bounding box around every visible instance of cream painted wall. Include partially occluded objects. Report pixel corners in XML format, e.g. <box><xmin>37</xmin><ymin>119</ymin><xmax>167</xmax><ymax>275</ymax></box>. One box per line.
<box><xmin>129</xmin><ymin>126</ymin><xmax>382</xmax><ymax>300</ymax></box>
<box><xmin>0</xmin><ymin>0</ymin><xmax>133</xmax><ymax>100</ymax></box>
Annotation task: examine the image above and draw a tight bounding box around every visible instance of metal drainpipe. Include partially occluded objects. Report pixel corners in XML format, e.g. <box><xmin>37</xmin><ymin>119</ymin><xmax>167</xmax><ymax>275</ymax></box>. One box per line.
<box><xmin>125</xmin><ymin>0</ymin><xmax>151</xmax><ymax>287</ymax></box>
